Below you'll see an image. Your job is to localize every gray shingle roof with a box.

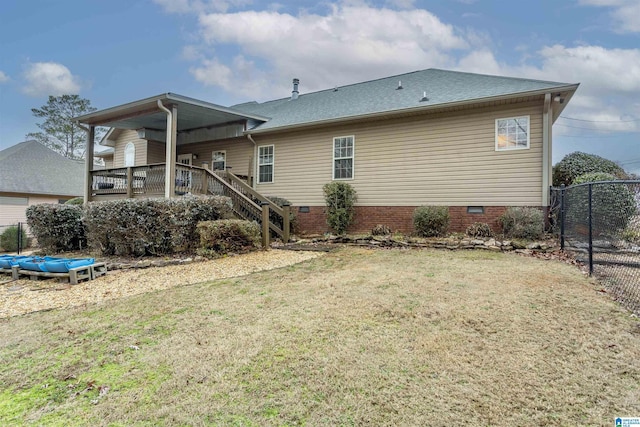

[232,68,577,132]
[0,141,84,197]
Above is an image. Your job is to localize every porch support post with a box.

[161,102,178,199]
[542,93,552,207]
[83,125,95,204]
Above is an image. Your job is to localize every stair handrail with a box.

[225,171,285,217]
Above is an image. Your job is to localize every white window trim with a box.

[212,150,226,171]
[124,142,136,167]
[332,135,355,180]
[495,115,530,151]
[257,144,274,184]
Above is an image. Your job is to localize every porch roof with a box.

[74,93,270,132]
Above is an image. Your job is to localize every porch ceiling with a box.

[74,93,270,132]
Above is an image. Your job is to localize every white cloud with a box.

[164,1,639,137]
[192,4,467,98]
[456,44,640,133]
[579,0,640,33]
[22,62,82,97]
[0,71,8,83]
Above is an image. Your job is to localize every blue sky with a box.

[0,0,638,173]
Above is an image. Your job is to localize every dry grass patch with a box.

[1,248,639,426]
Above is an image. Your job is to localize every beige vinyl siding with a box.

[255,101,545,207]
[177,137,253,176]
[147,141,165,164]
[112,130,147,167]
[0,195,62,226]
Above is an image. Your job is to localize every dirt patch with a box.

[0,250,322,318]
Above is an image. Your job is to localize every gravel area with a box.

[0,250,322,319]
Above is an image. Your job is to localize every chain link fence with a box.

[550,180,640,315]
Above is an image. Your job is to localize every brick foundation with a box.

[294,205,515,235]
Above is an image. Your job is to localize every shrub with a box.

[64,197,84,205]
[0,226,28,252]
[466,222,492,239]
[500,207,544,239]
[553,151,628,186]
[26,204,86,252]
[323,182,357,235]
[569,172,637,234]
[413,206,449,237]
[266,196,297,235]
[83,196,234,256]
[371,224,391,236]
[197,219,261,256]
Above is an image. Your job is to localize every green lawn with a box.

[1,248,639,426]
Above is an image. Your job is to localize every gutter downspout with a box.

[542,93,552,207]
[77,122,95,205]
[157,100,177,199]
[247,133,257,189]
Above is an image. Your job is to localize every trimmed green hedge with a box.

[553,151,628,186]
[84,196,234,256]
[26,204,86,252]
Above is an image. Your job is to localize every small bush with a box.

[26,204,86,252]
[84,196,234,256]
[64,197,84,205]
[0,226,28,252]
[466,222,492,239]
[569,172,637,234]
[323,182,357,235]
[371,224,391,236]
[500,207,544,239]
[413,206,449,237]
[552,151,628,186]
[197,219,261,256]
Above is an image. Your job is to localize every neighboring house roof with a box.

[233,68,578,133]
[0,140,84,197]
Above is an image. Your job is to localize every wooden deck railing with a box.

[89,164,289,243]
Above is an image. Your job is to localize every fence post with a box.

[202,170,209,195]
[282,203,291,244]
[261,202,270,249]
[560,184,565,250]
[588,183,593,276]
[126,167,134,199]
[17,222,22,255]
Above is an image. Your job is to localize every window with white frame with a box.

[495,116,529,151]
[258,145,274,183]
[333,136,354,179]
[124,142,135,166]
[212,151,226,171]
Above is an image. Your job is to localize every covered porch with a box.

[75,92,269,202]
[75,93,291,243]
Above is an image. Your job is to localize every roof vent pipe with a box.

[396,80,403,90]
[291,78,299,100]
[420,91,429,102]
